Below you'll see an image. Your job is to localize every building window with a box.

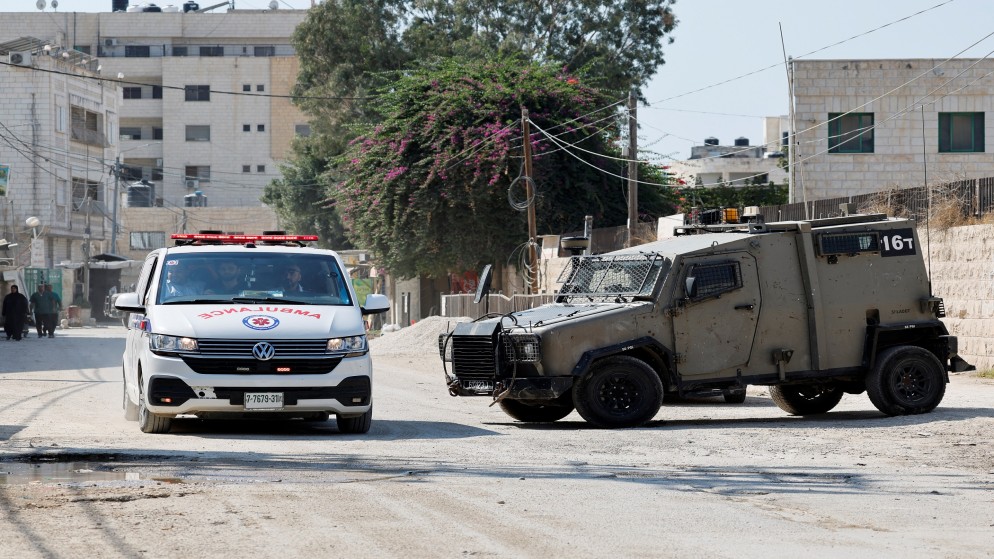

[254,46,275,57]
[185,125,211,142]
[939,112,985,153]
[242,84,251,92]
[74,45,92,55]
[71,177,101,210]
[125,45,151,58]
[56,105,66,133]
[242,165,251,173]
[243,124,251,132]
[130,232,166,250]
[257,165,266,173]
[257,124,265,132]
[152,86,163,99]
[173,46,188,57]
[185,166,211,185]
[153,127,164,140]
[123,87,143,99]
[199,46,224,57]
[295,124,311,137]
[120,127,142,140]
[256,84,265,92]
[828,113,874,153]
[185,85,210,101]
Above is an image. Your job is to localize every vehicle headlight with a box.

[327,335,367,357]
[505,334,541,363]
[149,334,198,354]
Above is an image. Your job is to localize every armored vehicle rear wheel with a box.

[499,394,574,423]
[770,384,843,415]
[867,346,945,416]
[572,356,663,428]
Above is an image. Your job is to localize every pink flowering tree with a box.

[335,57,677,278]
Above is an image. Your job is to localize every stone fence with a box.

[921,223,994,371]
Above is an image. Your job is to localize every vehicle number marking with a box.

[244,392,284,410]
[880,229,916,257]
[463,380,493,393]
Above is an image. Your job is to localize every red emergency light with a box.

[170,233,319,243]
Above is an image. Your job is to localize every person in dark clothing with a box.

[2,285,29,341]
[29,284,50,337]
[43,284,61,337]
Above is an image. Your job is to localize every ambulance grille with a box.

[196,339,329,356]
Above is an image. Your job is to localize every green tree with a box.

[336,57,677,278]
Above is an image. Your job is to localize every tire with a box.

[123,367,139,421]
[572,356,664,428]
[866,346,946,416]
[722,388,747,404]
[770,384,844,415]
[137,376,173,434]
[499,393,575,423]
[305,412,330,422]
[337,405,372,434]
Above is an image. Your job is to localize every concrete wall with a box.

[922,223,994,371]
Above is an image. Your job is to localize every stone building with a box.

[790,58,994,201]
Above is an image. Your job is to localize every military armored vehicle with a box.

[439,213,973,428]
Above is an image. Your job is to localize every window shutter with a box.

[938,113,951,152]
[974,113,985,152]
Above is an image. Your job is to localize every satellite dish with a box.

[36,0,46,10]
[51,0,58,9]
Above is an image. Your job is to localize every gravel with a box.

[369,315,472,357]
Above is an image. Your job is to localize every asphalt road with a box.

[0,326,992,558]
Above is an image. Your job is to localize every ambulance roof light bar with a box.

[171,233,319,247]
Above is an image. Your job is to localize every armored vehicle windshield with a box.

[556,253,669,302]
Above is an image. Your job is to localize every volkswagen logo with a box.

[252,342,276,361]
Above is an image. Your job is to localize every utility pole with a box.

[627,90,638,247]
[110,156,120,254]
[521,107,539,295]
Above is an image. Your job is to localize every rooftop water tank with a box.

[162,4,180,11]
[126,4,142,11]
[183,1,199,12]
[734,137,750,147]
[143,3,163,12]
[112,0,129,11]
[704,137,719,146]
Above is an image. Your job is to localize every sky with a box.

[8,0,994,161]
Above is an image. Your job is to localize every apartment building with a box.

[0,38,115,291]
[790,58,994,201]
[0,5,308,255]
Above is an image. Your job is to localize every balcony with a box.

[71,126,107,148]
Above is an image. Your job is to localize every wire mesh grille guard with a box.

[557,254,665,300]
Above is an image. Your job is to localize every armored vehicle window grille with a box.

[689,261,741,300]
[818,232,880,256]
[556,254,665,300]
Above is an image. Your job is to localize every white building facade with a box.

[0,38,117,272]
[0,7,309,254]
[791,58,994,202]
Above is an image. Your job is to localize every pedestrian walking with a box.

[29,284,51,337]
[43,284,61,337]
[2,285,29,341]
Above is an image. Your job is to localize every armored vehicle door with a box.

[671,253,760,377]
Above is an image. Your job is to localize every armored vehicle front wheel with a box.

[770,384,844,415]
[499,393,575,423]
[867,346,945,416]
[573,356,664,428]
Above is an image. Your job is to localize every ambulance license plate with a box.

[244,392,284,410]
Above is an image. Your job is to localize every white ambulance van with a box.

[115,233,389,434]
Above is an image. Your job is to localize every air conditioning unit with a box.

[104,38,118,47]
[8,52,31,66]
[185,179,199,189]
